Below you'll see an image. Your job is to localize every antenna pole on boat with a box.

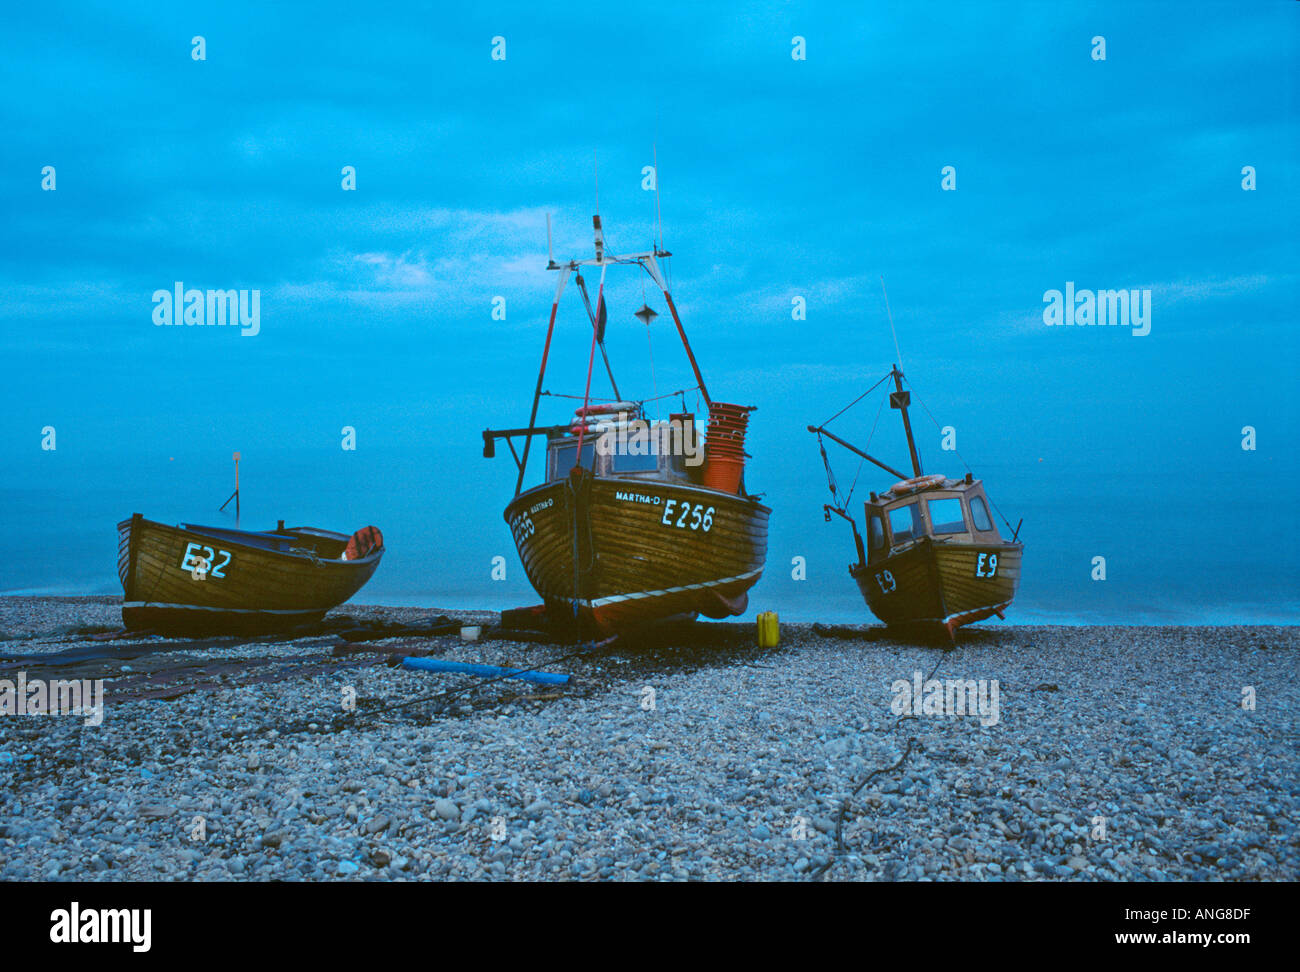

[516,268,572,494]
[653,141,664,253]
[881,275,903,370]
[890,366,924,477]
[219,451,241,526]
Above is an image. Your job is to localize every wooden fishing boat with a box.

[809,365,1023,641]
[483,214,769,636]
[117,514,384,633]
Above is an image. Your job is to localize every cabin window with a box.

[867,514,886,551]
[550,441,596,479]
[927,497,967,534]
[969,496,994,532]
[887,502,923,543]
[610,439,659,473]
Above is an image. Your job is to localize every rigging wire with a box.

[820,371,892,428]
[817,377,891,508]
[841,388,888,507]
[541,387,696,405]
[572,272,605,463]
[643,278,658,418]
[904,379,972,475]
[903,377,1018,535]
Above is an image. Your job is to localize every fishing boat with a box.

[117,514,384,633]
[482,213,769,636]
[809,364,1023,641]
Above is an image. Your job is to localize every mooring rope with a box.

[812,648,947,881]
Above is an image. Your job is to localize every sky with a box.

[2,1,1297,622]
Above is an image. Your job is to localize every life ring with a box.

[574,401,638,418]
[889,473,947,494]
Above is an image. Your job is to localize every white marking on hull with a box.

[122,602,323,616]
[904,601,1013,626]
[555,568,763,609]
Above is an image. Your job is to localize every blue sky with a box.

[2,2,1297,621]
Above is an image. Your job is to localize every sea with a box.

[3,443,1296,627]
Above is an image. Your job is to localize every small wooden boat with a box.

[483,214,769,636]
[809,365,1023,640]
[117,514,384,633]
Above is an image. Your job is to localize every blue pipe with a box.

[401,657,570,686]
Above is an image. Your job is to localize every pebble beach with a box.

[1,595,1295,882]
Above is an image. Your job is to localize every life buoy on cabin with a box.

[342,525,384,561]
[574,401,638,418]
[889,473,947,494]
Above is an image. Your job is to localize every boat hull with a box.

[505,475,769,635]
[851,539,1022,637]
[117,515,382,634]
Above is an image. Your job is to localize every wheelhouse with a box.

[864,475,1003,564]
[544,408,702,486]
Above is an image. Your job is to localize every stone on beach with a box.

[0,596,1296,883]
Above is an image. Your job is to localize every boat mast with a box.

[494,214,713,492]
[890,365,923,478]
[516,268,571,495]
[219,450,241,526]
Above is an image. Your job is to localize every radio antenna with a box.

[881,275,903,370]
[653,141,664,252]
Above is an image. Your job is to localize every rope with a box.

[541,387,695,406]
[573,278,604,462]
[640,277,659,419]
[817,435,841,507]
[843,457,866,508]
[645,325,658,419]
[540,391,622,402]
[812,648,947,880]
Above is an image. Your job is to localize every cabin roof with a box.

[864,475,981,508]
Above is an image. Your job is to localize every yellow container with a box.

[756,611,780,648]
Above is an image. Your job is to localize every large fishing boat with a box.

[117,515,384,633]
[809,364,1023,640]
[483,214,769,636]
